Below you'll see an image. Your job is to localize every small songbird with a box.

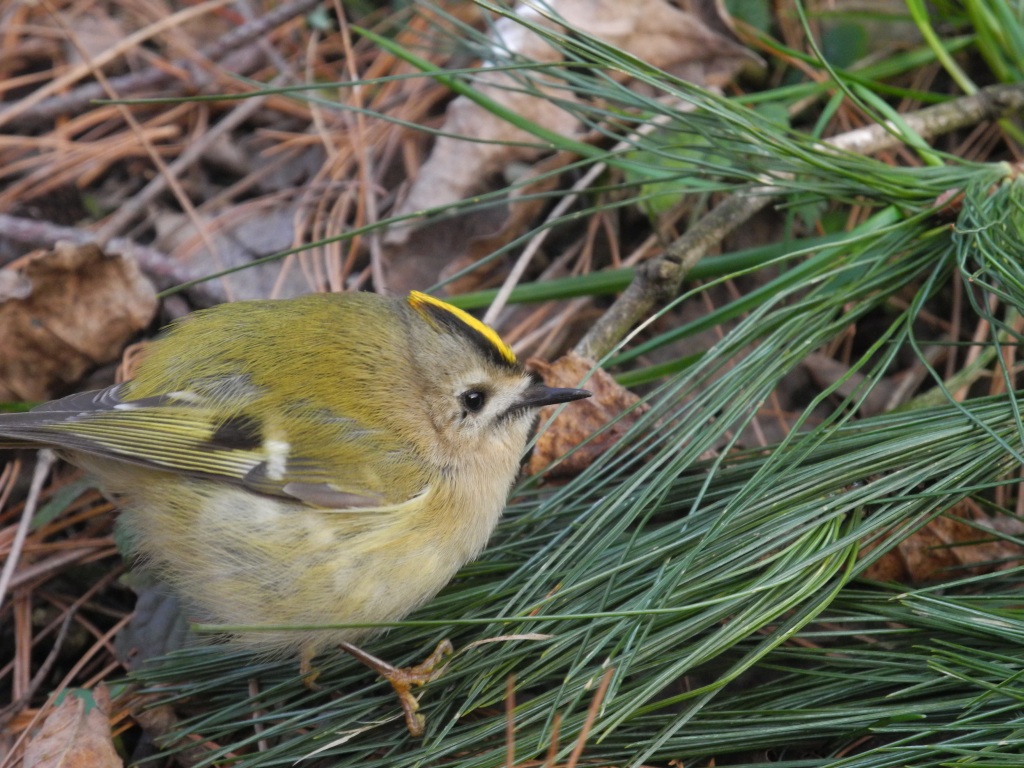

[0,290,590,733]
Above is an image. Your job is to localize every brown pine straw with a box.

[502,666,616,768]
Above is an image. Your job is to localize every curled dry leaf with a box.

[862,500,1024,584]
[0,242,158,401]
[22,686,121,768]
[527,351,647,477]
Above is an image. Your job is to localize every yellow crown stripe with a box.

[408,291,517,366]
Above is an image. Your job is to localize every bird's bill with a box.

[516,384,591,410]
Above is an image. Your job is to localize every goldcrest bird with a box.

[0,290,590,733]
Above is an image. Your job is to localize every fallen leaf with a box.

[22,686,121,768]
[863,500,1024,583]
[0,242,157,401]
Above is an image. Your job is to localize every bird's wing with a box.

[0,384,416,509]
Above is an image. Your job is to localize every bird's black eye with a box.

[460,390,487,413]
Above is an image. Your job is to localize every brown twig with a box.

[575,82,1024,361]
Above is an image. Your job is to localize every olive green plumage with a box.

[0,291,589,656]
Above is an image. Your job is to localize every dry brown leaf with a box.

[22,686,121,768]
[863,500,1024,583]
[0,242,158,401]
[527,351,647,477]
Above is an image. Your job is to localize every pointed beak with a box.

[515,383,591,411]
